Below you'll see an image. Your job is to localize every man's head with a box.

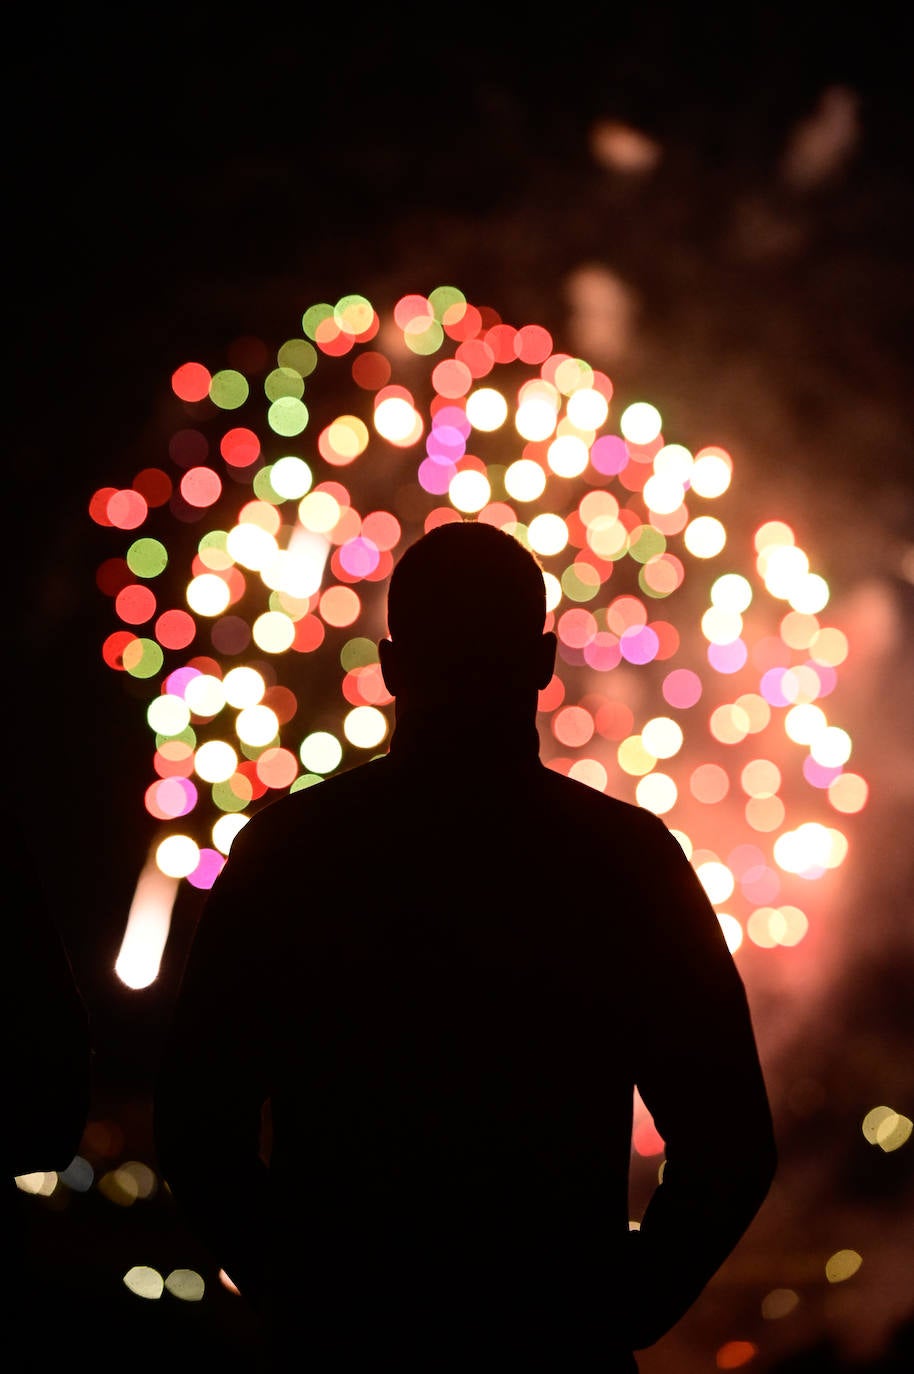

[379,520,556,708]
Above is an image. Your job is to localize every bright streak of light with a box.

[115,858,178,989]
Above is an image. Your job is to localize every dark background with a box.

[9,7,914,1370]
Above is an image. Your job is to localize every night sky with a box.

[9,9,914,1371]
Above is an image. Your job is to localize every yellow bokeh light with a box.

[683,516,726,558]
[374,395,423,445]
[773,822,846,875]
[223,666,266,708]
[653,443,693,483]
[184,673,226,718]
[642,473,686,515]
[711,572,753,612]
[736,693,771,733]
[269,455,313,499]
[761,1288,800,1320]
[252,610,296,654]
[343,705,389,751]
[587,514,628,559]
[186,572,232,616]
[617,735,656,776]
[165,1269,206,1302]
[620,402,662,444]
[717,912,743,954]
[298,490,341,533]
[566,386,609,430]
[547,434,590,478]
[696,860,735,904]
[527,512,569,557]
[515,380,560,441]
[504,458,547,502]
[810,626,849,666]
[299,731,342,775]
[780,610,820,649]
[236,704,279,747]
[194,740,238,783]
[147,694,191,737]
[324,415,370,463]
[568,757,608,792]
[542,570,562,613]
[761,543,809,597]
[635,771,677,814]
[709,703,751,745]
[465,386,509,432]
[123,1266,165,1300]
[213,813,248,855]
[155,834,200,879]
[810,725,852,767]
[449,469,491,513]
[784,702,827,745]
[789,571,830,614]
[688,447,732,498]
[745,794,786,832]
[755,519,794,552]
[825,1249,862,1284]
[862,1106,913,1152]
[226,522,278,571]
[741,758,781,798]
[828,772,868,813]
[640,716,683,758]
[701,606,743,644]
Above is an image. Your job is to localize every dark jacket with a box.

[155,706,776,1370]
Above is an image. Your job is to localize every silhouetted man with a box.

[155,519,776,1370]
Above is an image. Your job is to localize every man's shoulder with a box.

[540,764,669,837]
[229,756,392,853]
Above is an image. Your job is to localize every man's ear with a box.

[378,638,399,695]
[536,631,557,690]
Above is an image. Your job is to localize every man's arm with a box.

[626,815,777,1350]
[153,815,274,1309]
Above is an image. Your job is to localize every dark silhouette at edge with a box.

[5,811,92,1340]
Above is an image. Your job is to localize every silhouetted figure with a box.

[4,816,91,1319]
[155,520,776,1370]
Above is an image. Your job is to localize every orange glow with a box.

[716,1340,758,1369]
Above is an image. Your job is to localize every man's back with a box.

[156,713,775,1369]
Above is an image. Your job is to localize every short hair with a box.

[386,521,547,680]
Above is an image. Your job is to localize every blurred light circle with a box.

[528,512,568,556]
[165,1269,206,1302]
[343,705,389,750]
[270,455,313,499]
[636,772,677,814]
[620,402,661,444]
[156,834,200,879]
[186,573,232,616]
[147,695,191,736]
[236,704,279,747]
[194,740,238,782]
[123,1266,164,1300]
[449,469,491,513]
[696,860,735,904]
[300,731,343,774]
[689,447,732,497]
[223,666,265,707]
[683,516,726,558]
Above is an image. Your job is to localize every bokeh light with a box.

[91,288,867,993]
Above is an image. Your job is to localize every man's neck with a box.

[389,695,542,769]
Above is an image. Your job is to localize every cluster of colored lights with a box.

[90,286,868,975]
